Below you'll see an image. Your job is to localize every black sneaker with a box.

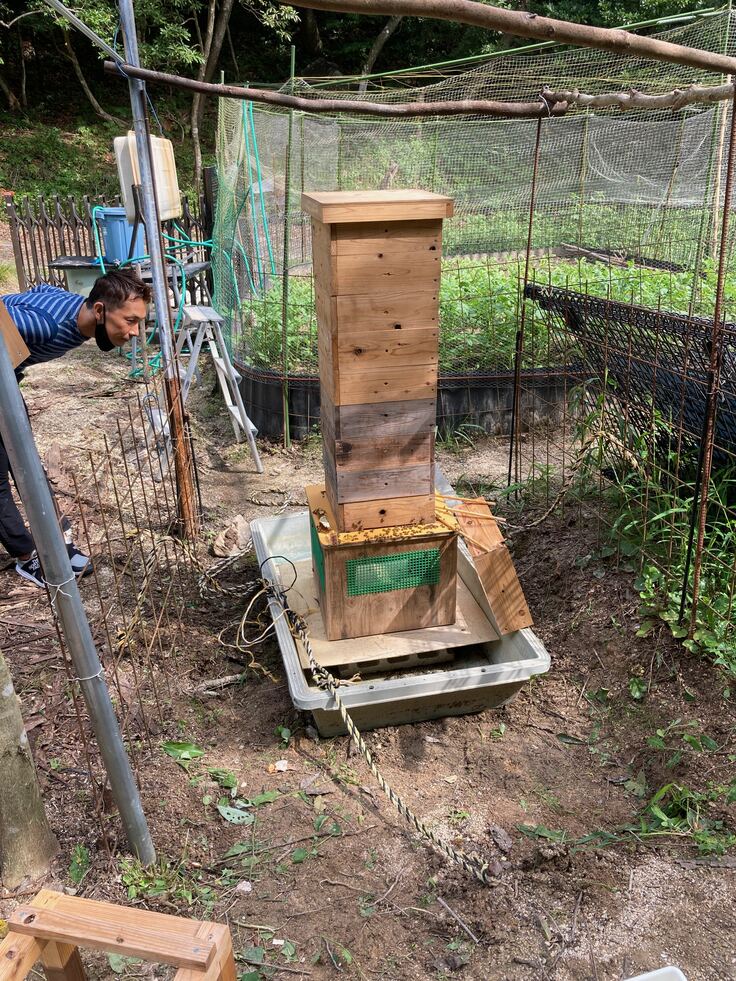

[15,552,46,588]
[67,544,93,578]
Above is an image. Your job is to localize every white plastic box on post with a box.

[114,131,182,223]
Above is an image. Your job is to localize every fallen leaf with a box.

[217,804,255,825]
[213,515,251,557]
[300,774,332,796]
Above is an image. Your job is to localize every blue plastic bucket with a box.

[97,207,146,264]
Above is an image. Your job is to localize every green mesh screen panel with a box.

[346,548,441,597]
[214,10,735,372]
[310,517,325,590]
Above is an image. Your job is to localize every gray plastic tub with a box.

[252,512,550,736]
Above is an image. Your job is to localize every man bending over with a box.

[1,268,151,587]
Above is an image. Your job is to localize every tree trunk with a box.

[226,22,240,78]
[0,71,20,111]
[63,29,124,126]
[358,15,402,93]
[0,648,58,888]
[193,0,236,187]
[18,30,27,109]
[299,9,324,58]
[192,0,218,189]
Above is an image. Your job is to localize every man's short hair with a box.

[86,269,152,310]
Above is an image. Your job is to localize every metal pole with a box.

[117,0,174,376]
[117,0,199,537]
[688,89,736,635]
[41,0,120,61]
[0,343,155,864]
[281,46,296,448]
[508,115,543,490]
[40,0,198,536]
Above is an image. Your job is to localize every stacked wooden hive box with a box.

[303,190,458,641]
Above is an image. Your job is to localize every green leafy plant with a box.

[119,857,215,908]
[274,724,291,747]
[519,781,736,855]
[69,844,90,885]
[162,741,205,770]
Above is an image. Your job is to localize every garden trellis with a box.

[208,6,736,660]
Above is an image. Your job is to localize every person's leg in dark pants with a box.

[0,433,34,560]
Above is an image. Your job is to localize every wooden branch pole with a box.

[277,0,736,76]
[104,62,568,117]
[542,82,736,111]
[105,62,736,120]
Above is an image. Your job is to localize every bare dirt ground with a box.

[1,344,735,981]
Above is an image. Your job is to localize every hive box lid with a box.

[302,190,454,224]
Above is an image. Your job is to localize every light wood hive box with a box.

[303,190,454,532]
[306,484,458,641]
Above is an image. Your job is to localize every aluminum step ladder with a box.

[176,304,264,473]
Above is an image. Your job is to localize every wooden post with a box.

[38,943,88,981]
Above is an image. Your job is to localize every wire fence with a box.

[1,376,216,854]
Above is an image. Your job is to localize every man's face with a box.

[96,298,147,346]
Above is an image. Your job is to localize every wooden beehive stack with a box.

[302,190,453,532]
[303,190,458,641]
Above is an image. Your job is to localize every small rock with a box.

[488,824,513,854]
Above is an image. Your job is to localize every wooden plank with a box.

[10,906,215,971]
[337,327,438,369]
[310,219,334,296]
[337,363,437,405]
[333,250,439,295]
[302,190,453,224]
[335,464,432,503]
[335,219,441,254]
[0,933,43,981]
[334,399,436,439]
[334,431,433,472]
[173,923,234,981]
[306,483,451,541]
[317,330,337,405]
[315,284,336,334]
[445,497,505,554]
[473,545,533,635]
[335,290,439,332]
[340,495,436,531]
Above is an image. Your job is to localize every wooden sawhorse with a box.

[0,889,236,981]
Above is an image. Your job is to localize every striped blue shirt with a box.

[3,283,87,368]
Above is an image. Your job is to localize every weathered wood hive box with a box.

[302,190,457,641]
